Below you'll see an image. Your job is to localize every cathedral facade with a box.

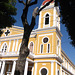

[0,0,75,75]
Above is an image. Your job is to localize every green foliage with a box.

[0,0,17,29]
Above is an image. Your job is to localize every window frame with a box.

[43,12,50,28]
[29,41,34,53]
[42,37,49,44]
[40,44,43,53]
[39,67,48,75]
[1,42,7,52]
[57,69,60,75]
[45,14,49,25]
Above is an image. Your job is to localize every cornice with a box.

[28,53,63,63]
[61,49,75,67]
[62,65,74,75]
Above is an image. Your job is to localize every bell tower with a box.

[38,0,60,30]
[36,0,62,57]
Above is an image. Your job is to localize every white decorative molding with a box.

[51,62,54,75]
[53,7,56,26]
[0,61,5,75]
[11,61,16,75]
[56,62,57,75]
[34,62,37,75]
[61,49,75,68]
[0,59,18,61]
[24,60,28,75]
[38,11,42,29]
[62,65,74,75]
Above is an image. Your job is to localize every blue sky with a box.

[14,0,75,64]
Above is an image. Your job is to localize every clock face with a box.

[43,37,48,43]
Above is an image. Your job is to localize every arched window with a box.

[45,14,49,25]
[2,43,7,52]
[41,68,48,75]
[29,42,34,53]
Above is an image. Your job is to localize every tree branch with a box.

[38,0,53,14]
[28,0,37,6]
[30,7,38,31]
[18,0,26,5]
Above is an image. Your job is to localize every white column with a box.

[34,62,37,75]
[60,65,62,75]
[31,66,34,75]
[56,62,57,75]
[11,61,16,75]
[53,7,56,26]
[51,62,54,75]
[38,12,41,29]
[0,61,5,75]
[24,60,28,75]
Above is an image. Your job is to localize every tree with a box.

[0,0,75,75]
[0,0,17,36]
[58,0,75,46]
[15,0,54,75]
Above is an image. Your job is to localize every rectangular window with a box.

[40,44,43,53]
[47,44,50,53]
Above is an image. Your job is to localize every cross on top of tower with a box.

[5,30,10,36]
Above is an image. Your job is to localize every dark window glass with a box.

[58,70,59,75]
[48,44,50,53]
[41,44,43,53]
[29,42,33,52]
[43,37,48,43]
[57,40,59,46]
[41,68,47,75]
[45,14,49,25]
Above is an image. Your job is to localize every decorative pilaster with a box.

[0,61,5,75]
[51,62,54,75]
[11,61,16,75]
[53,7,56,27]
[34,62,37,75]
[31,66,34,75]
[24,60,28,75]
[60,65,62,75]
[56,62,57,75]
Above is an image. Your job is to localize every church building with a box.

[0,0,75,75]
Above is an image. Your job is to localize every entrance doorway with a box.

[27,62,34,75]
[4,61,13,75]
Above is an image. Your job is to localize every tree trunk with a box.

[15,33,30,75]
[14,0,53,75]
